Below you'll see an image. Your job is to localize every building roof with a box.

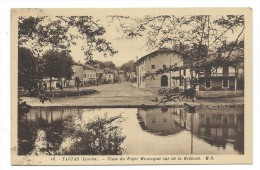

[95,68,104,74]
[73,62,97,71]
[180,48,244,69]
[82,64,96,71]
[135,49,184,64]
[103,67,116,74]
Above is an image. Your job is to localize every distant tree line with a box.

[119,60,136,75]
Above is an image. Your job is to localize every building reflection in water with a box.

[23,107,80,124]
[137,107,186,135]
[137,106,244,154]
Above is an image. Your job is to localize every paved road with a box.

[21,82,244,107]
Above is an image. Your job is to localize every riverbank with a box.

[21,96,244,107]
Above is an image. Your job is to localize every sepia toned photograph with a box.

[11,8,252,165]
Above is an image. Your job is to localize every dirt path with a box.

[21,82,244,107]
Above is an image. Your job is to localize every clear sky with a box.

[70,17,150,67]
[70,34,149,67]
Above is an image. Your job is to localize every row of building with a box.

[135,49,244,92]
[43,62,118,90]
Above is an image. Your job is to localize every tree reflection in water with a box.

[18,100,35,155]
[18,107,66,155]
[18,107,126,155]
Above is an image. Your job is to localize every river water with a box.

[18,106,244,155]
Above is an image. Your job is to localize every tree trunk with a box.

[49,77,52,92]
[190,70,194,88]
[60,79,63,91]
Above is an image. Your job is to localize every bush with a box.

[60,113,126,155]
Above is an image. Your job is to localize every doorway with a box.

[161,75,168,87]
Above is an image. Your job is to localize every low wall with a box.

[47,89,98,97]
[197,90,244,98]
[19,89,98,98]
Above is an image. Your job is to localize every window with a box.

[163,65,166,70]
[179,77,184,86]
[56,82,61,88]
[109,75,111,78]
[90,74,92,78]
[151,65,155,69]
[84,74,86,78]
[183,69,186,76]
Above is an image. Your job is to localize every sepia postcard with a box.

[11,8,252,165]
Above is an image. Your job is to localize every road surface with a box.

[21,82,244,107]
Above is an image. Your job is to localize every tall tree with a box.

[42,50,60,92]
[56,50,74,91]
[18,47,44,92]
[75,76,80,92]
[42,50,74,92]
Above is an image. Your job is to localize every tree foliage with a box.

[61,113,126,155]
[42,50,74,91]
[18,47,44,92]
[101,61,117,70]
[120,60,136,74]
[88,60,117,70]
[109,15,244,62]
[18,16,118,60]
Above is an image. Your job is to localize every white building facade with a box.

[136,50,184,88]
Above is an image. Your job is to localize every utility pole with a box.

[170,56,172,88]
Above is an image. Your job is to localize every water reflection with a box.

[137,107,185,135]
[137,107,244,154]
[23,107,78,124]
[18,108,125,155]
[18,106,244,155]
